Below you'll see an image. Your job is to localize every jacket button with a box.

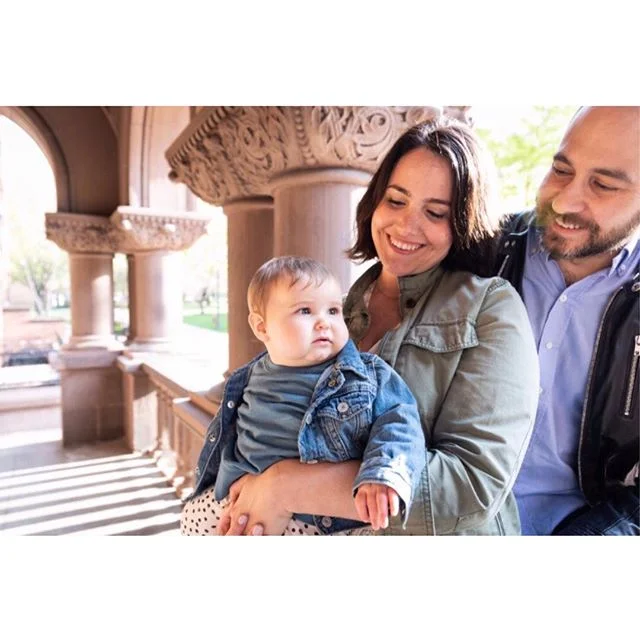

[194,466,200,476]
[226,400,235,409]
[328,379,337,387]
[405,298,416,309]
[208,434,216,443]
[321,516,332,527]
[337,401,349,413]
[306,414,312,424]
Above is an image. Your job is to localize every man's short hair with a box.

[247,256,336,317]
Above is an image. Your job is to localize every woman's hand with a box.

[217,466,293,536]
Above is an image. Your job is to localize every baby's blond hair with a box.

[247,256,336,317]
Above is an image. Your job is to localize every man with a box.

[496,106,640,535]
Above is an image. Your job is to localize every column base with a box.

[51,347,125,446]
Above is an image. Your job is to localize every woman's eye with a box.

[427,211,446,220]
[386,197,405,207]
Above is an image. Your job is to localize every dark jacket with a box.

[494,211,640,535]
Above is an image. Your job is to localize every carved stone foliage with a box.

[45,213,120,253]
[46,208,212,254]
[112,207,212,252]
[165,106,443,206]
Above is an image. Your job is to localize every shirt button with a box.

[337,401,349,413]
[321,516,332,527]
[559,294,568,303]
[226,400,235,409]
[545,342,553,349]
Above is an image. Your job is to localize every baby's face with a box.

[261,276,349,367]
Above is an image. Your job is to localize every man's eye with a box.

[594,181,618,192]
[552,165,571,176]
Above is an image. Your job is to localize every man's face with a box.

[535,107,640,261]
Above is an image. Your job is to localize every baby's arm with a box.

[354,483,400,530]
[352,357,426,527]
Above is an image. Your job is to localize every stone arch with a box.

[127,106,194,211]
[0,106,69,212]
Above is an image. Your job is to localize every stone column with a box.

[45,213,123,445]
[224,197,274,370]
[111,206,212,353]
[165,106,443,372]
[126,251,183,351]
[67,252,118,349]
[270,168,370,291]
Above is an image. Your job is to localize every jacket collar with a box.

[344,261,444,321]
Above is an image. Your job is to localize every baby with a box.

[181,256,425,535]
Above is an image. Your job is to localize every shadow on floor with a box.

[0,433,182,536]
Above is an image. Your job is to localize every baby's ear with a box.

[248,312,268,342]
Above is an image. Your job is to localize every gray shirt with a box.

[213,354,335,500]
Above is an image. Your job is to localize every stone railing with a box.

[117,351,223,500]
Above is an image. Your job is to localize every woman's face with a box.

[371,147,454,278]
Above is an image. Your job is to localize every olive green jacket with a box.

[344,263,539,535]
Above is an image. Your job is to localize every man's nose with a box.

[551,177,587,215]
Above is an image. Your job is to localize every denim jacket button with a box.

[328,379,337,387]
[305,414,312,424]
[226,400,235,409]
[337,401,349,414]
[208,434,216,443]
[321,516,332,527]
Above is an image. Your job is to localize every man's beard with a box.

[535,200,640,260]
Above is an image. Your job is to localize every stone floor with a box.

[0,403,182,536]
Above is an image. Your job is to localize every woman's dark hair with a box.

[347,117,501,276]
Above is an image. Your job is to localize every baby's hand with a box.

[354,483,400,530]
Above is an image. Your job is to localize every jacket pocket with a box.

[403,319,479,353]
[315,389,374,459]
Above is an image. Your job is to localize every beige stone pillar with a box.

[126,250,183,351]
[270,168,370,292]
[45,212,123,445]
[110,206,212,353]
[224,196,274,370]
[67,252,119,349]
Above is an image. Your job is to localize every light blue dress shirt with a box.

[514,226,640,535]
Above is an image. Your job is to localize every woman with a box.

[218,118,540,535]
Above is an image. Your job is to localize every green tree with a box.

[477,106,577,210]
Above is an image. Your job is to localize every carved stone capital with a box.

[165,106,443,206]
[111,206,212,253]
[45,212,120,254]
[45,208,213,255]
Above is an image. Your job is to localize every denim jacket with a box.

[190,339,425,534]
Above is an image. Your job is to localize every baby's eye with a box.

[297,307,311,315]
[328,307,341,315]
